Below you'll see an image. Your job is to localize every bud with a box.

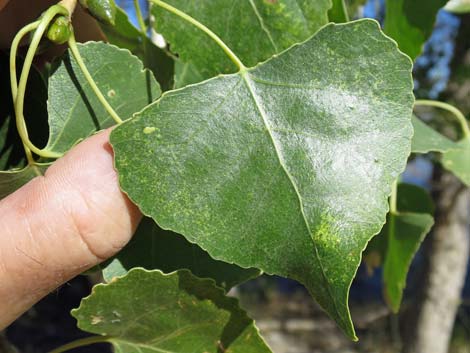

[46,15,72,44]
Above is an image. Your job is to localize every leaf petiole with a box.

[150,0,247,72]
[414,99,470,139]
[134,0,147,33]
[9,21,40,102]
[58,0,78,17]
[47,335,111,353]
[9,20,41,164]
[67,32,123,124]
[389,179,398,215]
[14,4,69,160]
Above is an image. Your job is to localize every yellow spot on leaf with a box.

[143,126,157,134]
[91,316,103,325]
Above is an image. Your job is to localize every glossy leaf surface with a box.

[103,217,260,290]
[364,183,434,312]
[384,0,447,60]
[112,20,414,338]
[73,269,272,353]
[153,0,331,86]
[46,42,160,154]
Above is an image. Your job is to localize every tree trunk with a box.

[402,172,470,353]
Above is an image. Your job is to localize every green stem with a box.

[47,335,111,353]
[414,99,470,139]
[9,20,41,164]
[134,0,147,32]
[150,0,246,71]
[58,0,78,17]
[15,4,68,160]
[9,21,40,102]
[390,179,397,215]
[340,0,350,22]
[67,32,123,124]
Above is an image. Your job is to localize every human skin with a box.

[0,0,140,329]
[0,131,142,329]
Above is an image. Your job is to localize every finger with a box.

[0,129,142,329]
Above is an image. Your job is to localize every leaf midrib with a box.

[240,70,343,322]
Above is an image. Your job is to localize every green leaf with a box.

[411,115,459,153]
[46,41,161,154]
[73,269,272,353]
[384,0,447,60]
[0,164,48,200]
[382,212,433,311]
[442,138,470,186]
[153,0,331,86]
[174,61,205,90]
[79,0,117,26]
[364,183,434,312]
[410,115,470,186]
[111,20,414,338]
[103,217,261,290]
[396,183,435,214]
[99,6,175,91]
[329,0,349,23]
[445,0,470,13]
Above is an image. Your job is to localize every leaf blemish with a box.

[143,126,157,134]
[91,316,103,325]
[107,89,116,98]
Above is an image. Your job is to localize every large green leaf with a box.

[153,0,331,87]
[442,138,470,186]
[384,0,447,60]
[103,217,261,290]
[445,0,470,13]
[364,183,434,312]
[111,20,414,338]
[411,115,459,153]
[99,6,174,90]
[46,41,161,154]
[73,269,272,353]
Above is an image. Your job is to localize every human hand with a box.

[0,130,142,329]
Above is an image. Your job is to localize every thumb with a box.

[0,129,142,329]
